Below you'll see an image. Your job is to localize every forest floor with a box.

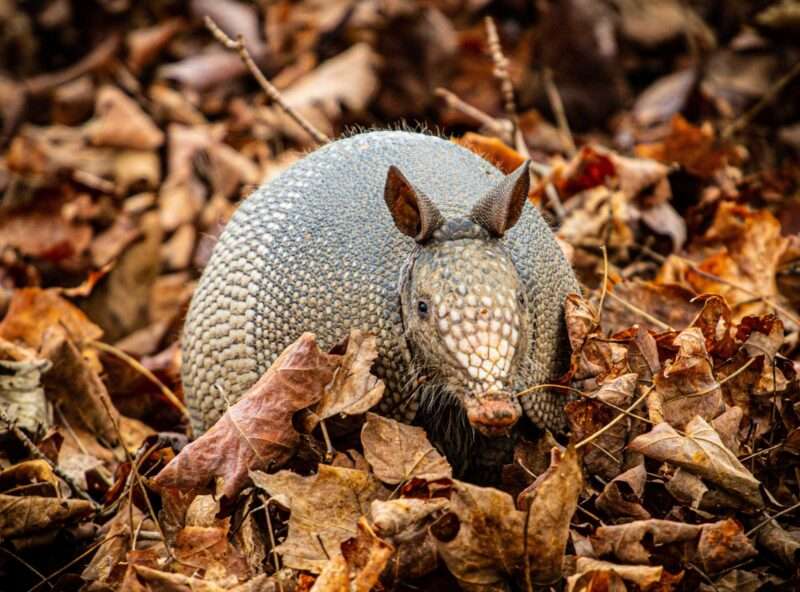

[1,1,800,590]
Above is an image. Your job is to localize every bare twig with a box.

[0,546,53,590]
[485,16,525,156]
[543,67,576,155]
[89,340,188,420]
[204,16,330,145]
[435,87,512,142]
[745,500,800,537]
[0,405,99,508]
[606,290,674,331]
[575,385,654,450]
[597,245,609,325]
[723,59,800,139]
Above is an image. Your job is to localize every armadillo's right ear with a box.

[384,166,444,243]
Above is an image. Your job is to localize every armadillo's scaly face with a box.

[402,222,528,436]
[384,159,534,436]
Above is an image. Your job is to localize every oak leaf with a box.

[153,333,339,500]
[361,413,452,484]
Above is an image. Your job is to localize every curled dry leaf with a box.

[592,518,756,573]
[655,327,724,429]
[263,43,382,142]
[566,557,672,592]
[303,331,385,431]
[595,463,651,519]
[370,497,449,580]
[521,445,583,585]
[41,326,120,445]
[0,287,103,349]
[251,465,389,573]
[434,446,581,590]
[85,85,164,150]
[337,517,394,592]
[665,203,791,322]
[566,373,637,480]
[0,493,95,538]
[629,416,764,508]
[153,333,339,500]
[361,413,452,484]
[635,115,742,178]
[0,337,51,438]
[564,294,630,383]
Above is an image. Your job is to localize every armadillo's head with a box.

[384,161,532,437]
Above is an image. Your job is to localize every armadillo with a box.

[182,131,578,473]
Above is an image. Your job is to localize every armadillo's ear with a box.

[469,160,531,237]
[384,165,445,242]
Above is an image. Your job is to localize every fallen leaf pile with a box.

[1,1,800,590]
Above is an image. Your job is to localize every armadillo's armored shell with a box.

[182,131,578,434]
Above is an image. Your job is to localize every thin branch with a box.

[745,500,800,537]
[606,290,674,331]
[484,17,522,153]
[89,340,188,420]
[723,59,800,138]
[597,245,609,325]
[435,87,512,142]
[543,67,576,155]
[575,385,654,450]
[204,16,330,145]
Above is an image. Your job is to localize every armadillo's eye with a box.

[417,300,429,318]
[517,292,526,307]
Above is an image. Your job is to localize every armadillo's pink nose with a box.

[464,392,521,436]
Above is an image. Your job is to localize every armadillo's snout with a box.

[464,392,522,436]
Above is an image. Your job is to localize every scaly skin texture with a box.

[182,131,579,475]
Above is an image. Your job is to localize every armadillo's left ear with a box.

[469,160,531,237]
[384,165,445,243]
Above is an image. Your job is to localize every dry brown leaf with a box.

[361,413,452,484]
[370,497,448,581]
[263,43,381,142]
[251,465,389,573]
[629,416,764,507]
[635,115,742,178]
[434,446,581,590]
[522,445,583,585]
[85,85,164,150]
[0,207,93,263]
[601,280,700,335]
[454,132,526,174]
[566,373,637,480]
[0,493,95,538]
[595,463,651,519]
[153,333,339,500]
[336,517,395,592]
[592,517,756,572]
[304,331,385,431]
[567,557,670,592]
[0,287,103,349]
[0,338,51,438]
[82,506,145,585]
[655,327,724,429]
[40,326,120,445]
[130,565,278,592]
[693,207,789,320]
